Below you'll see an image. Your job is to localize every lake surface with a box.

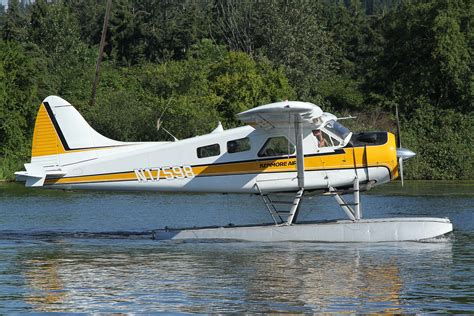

[0,181,473,313]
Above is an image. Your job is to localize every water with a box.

[0,181,473,313]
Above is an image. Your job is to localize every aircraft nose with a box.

[397,147,416,160]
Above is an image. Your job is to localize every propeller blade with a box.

[396,148,416,160]
[395,104,402,148]
[399,157,404,187]
[397,148,415,187]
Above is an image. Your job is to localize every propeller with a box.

[395,104,415,186]
[396,147,416,186]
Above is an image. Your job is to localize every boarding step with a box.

[270,200,295,205]
[339,203,359,207]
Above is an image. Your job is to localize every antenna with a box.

[160,126,179,142]
[156,99,179,141]
[338,116,357,120]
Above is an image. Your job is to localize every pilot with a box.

[313,129,327,147]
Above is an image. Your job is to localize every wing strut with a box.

[285,114,305,225]
[295,114,305,188]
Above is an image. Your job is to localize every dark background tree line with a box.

[0,0,472,180]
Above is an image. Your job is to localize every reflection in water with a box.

[2,181,472,313]
[24,260,66,308]
[18,241,453,313]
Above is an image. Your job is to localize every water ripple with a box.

[0,182,473,313]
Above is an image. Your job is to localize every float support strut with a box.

[329,177,361,221]
[354,176,361,220]
[286,188,304,225]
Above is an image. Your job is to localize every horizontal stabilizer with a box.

[15,163,66,187]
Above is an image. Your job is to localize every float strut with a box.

[354,176,361,220]
[286,188,304,225]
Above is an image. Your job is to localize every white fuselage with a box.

[42,125,392,193]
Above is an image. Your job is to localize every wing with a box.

[237,101,323,129]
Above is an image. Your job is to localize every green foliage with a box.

[317,76,364,111]
[250,0,339,102]
[107,0,211,65]
[403,100,473,180]
[0,40,42,179]
[210,51,294,126]
[2,0,27,41]
[371,0,472,112]
[84,40,293,141]
[0,0,472,180]
[64,0,104,46]
[29,0,92,95]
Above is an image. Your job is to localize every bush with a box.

[403,101,473,180]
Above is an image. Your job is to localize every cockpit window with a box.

[322,130,340,147]
[324,120,351,141]
[313,129,340,147]
[258,136,295,157]
[313,129,339,147]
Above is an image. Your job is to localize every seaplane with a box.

[15,96,453,242]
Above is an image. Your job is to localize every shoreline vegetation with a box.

[0,0,472,181]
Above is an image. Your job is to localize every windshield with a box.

[324,120,351,140]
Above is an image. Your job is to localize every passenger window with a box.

[197,144,220,158]
[227,137,251,154]
[258,137,295,157]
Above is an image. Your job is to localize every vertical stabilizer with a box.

[32,96,123,158]
[17,96,126,185]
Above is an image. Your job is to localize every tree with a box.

[0,0,471,181]
[64,0,105,46]
[210,0,256,54]
[2,0,27,41]
[85,40,294,141]
[403,100,474,179]
[250,0,340,103]
[210,51,294,126]
[371,0,472,113]
[28,0,94,97]
[0,40,41,179]
[108,0,210,65]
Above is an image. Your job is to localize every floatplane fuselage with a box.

[16,96,453,242]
